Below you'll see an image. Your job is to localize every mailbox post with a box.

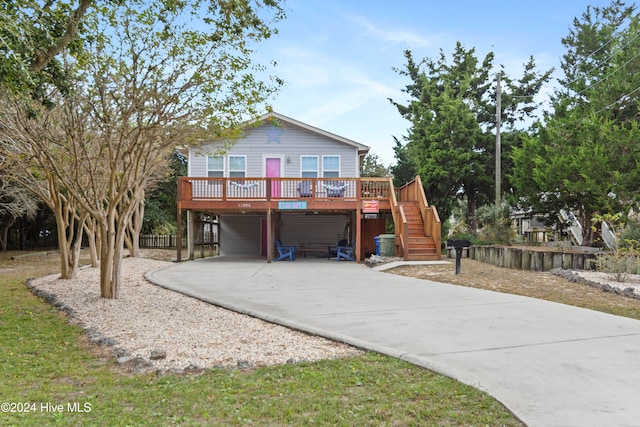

[446,240,471,274]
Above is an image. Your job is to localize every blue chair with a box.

[297,181,313,197]
[328,239,348,259]
[326,182,346,197]
[275,239,296,261]
[336,243,355,261]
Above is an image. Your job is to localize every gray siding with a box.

[189,121,361,178]
[188,150,207,178]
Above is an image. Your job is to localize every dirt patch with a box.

[387,257,640,320]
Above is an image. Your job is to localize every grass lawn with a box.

[0,250,523,426]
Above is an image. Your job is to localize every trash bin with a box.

[378,234,395,257]
[374,236,380,256]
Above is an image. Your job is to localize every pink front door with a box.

[266,157,281,198]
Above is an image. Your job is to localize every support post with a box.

[455,247,463,275]
[187,210,194,260]
[200,213,205,259]
[447,240,471,275]
[495,72,502,205]
[355,209,362,262]
[177,205,182,262]
[267,208,272,262]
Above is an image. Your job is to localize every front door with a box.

[265,157,281,198]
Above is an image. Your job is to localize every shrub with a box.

[594,251,638,282]
[620,218,640,251]
[476,202,518,245]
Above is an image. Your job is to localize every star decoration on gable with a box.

[265,125,284,143]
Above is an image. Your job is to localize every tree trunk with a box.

[69,227,83,278]
[467,191,478,232]
[98,205,134,299]
[83,218,99,267]
[127,198,144,257]
[0,217,15,251]
[67,212,89,278]
[581,211,598,247]
[53,197,73,279]
[99,215,118,299]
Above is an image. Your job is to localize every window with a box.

[301,156,318,178]
[207,156,224,178]
[229,156,246,178]
[322,156,340,178]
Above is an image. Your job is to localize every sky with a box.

[254,0,619,166]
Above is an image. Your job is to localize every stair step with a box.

[408,244,435,250]
[408,246,436,252]
[407,239,435,247]
[408,236,433,242]
[396,199,440,260]
[406,254,440,261]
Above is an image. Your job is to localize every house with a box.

[176,112,441,262]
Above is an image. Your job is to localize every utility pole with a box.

[495,72,501,206]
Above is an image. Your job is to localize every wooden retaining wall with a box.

[465,246,598,272]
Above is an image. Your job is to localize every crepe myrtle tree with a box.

[0,176,40,251]
[1,0,286,298]
[0,101,92,279]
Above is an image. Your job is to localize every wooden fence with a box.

[139,233,218,248]
[139,234,178,248]
[464,245,598,272]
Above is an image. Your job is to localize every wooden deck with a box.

[177,177,394,212]
[177,176,441,262]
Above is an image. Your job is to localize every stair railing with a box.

[396,176,441,259]
[388,177,407,258]
[398,204,409,260]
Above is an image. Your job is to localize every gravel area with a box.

[27,253,639,375]
[553,269,640,299]
[28,257,363,374]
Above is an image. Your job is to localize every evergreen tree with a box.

[511,1,640,246]
[360,153,390,178]
[391,45,551,228]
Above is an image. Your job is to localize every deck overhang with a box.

[177,177,394,262]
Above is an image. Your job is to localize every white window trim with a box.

[207,155,224,177]
[300,155,319,178]
[228,155,247,178]
[322,155,340,178]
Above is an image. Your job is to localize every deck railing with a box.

[178,177,392,202]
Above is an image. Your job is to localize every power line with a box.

[593,84,640,115]
[562,24,637,88]
[574,48,640,97]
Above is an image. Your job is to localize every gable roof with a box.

[255,112,370,157]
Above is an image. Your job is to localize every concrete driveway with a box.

[146,257,640,427]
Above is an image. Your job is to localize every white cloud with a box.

[348,15,436,49]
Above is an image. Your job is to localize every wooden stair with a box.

[399,201,439,260]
